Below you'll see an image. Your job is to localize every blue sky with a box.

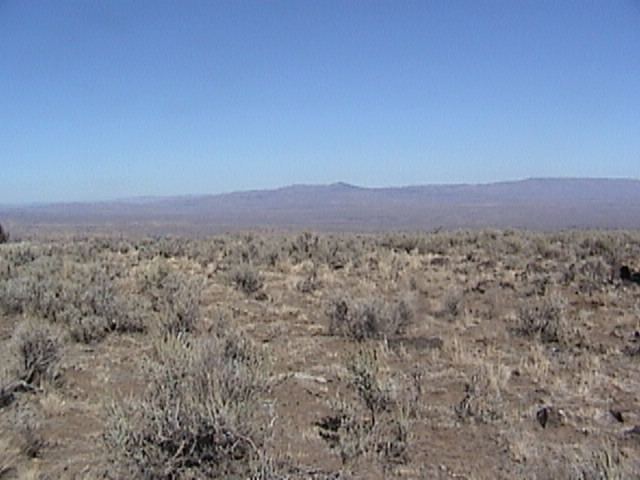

[1,0,639,204]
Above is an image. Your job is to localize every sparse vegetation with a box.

[441,287,464,318]
[0,229,639,478]
[316,347,413,472]
[346,347,394,427]
[296,263,322,293]
[13,407,45,459]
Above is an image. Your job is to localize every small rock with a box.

[293,372,328,384]
[254,291,269,301]
[293,372,329,396]
[315,414,343,432]
[536,406,565,428]
[624,425,640,438]
[610,409,624,423]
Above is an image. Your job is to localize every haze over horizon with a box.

[2,1,639,204]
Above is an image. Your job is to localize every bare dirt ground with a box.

[1,229,640,479]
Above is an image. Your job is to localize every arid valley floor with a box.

[2,229,640,479]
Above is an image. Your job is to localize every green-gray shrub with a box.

[12,319,62,386]
[230,263,263,295]
[516,293,570,343]
[105,331,268,479]
[327,295,413,341]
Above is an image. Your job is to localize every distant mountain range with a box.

[2,178,640,235]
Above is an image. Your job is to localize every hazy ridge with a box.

[2,178,640,235]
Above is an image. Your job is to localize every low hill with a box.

[2,178,640,235]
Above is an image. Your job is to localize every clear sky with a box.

[1,0,639,204]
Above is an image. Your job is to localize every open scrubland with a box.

[1,229,640,479]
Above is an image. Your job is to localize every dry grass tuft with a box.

[455,362,510,424]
